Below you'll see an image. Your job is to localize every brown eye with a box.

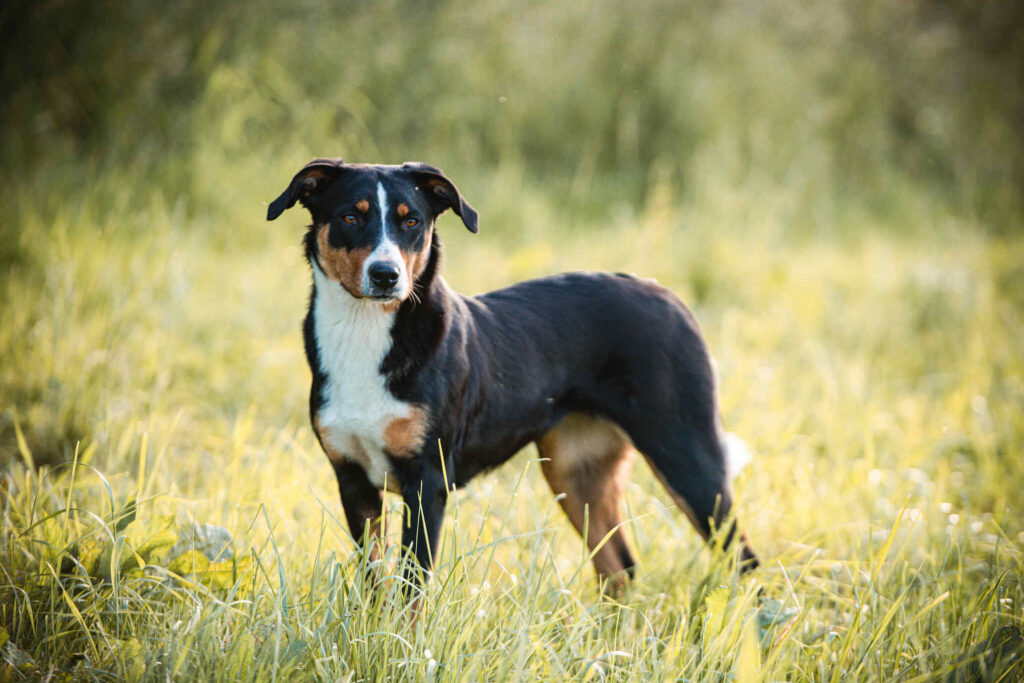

[404,217,418,228]
[343,214,357,225]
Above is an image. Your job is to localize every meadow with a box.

[2,0,1023,680]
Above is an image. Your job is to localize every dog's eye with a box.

[343,214,357,225]
[404,217,419,228]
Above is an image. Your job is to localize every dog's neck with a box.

[381,235,452,395]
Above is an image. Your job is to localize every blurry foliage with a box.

[1,0,1022,235]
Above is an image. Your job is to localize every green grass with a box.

[1,195,1022,680]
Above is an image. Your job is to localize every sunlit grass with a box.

[2,182,1022,680]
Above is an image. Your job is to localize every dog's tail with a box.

[721,431,752,481]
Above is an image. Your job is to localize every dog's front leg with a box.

[397,459,450,595]
[333,461,387,567]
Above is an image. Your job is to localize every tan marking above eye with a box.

[355,199,370,213]
[397,203,409,218]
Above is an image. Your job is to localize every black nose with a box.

[368,262,400,289]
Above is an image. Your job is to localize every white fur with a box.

[312,262,415,491]
[361,181,409,299]
[722,431,752,480]
[376,181,389,226]
[708,353,753,480]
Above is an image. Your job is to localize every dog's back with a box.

[450,272,717,473]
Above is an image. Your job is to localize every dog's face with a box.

[268,159,478,303]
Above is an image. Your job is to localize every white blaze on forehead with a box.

[370,181,401,261]
[376,181,388,224]
[362,180,409,295]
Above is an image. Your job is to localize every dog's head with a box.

[267,159,477,304]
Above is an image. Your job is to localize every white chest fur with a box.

[311,265,414,491]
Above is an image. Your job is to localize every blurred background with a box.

[2,0,1022,240]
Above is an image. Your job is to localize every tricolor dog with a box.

[267,158,758,592]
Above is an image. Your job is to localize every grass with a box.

[1,191,1022,680]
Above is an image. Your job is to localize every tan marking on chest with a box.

[382,406,429,458]
[315,413,404,492]
[314,415,369,466]
[313,415,339,460]
[316,224,371,297]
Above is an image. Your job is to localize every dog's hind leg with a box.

[636,423,759,571]
[537,413,637,592]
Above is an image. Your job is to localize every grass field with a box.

[2,193,1022,680]
[2,1,1023,680]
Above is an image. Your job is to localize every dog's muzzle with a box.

[364,259,406,301]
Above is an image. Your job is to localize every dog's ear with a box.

[400,162,479,233]
[267,157,347,221]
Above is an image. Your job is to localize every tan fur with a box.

[397,203,409,218]
[383,406,428,458]
[355,199,370,213]
[401,229,433,293]
[315,416,402,493]
[537,413,636,592]
[313,416,343,463]
[316,224,371,297]
[299,168,333,198]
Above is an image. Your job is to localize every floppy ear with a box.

[400,162,479,233]
[266,157,346,221]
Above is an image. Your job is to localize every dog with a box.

[267,158,758,593]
